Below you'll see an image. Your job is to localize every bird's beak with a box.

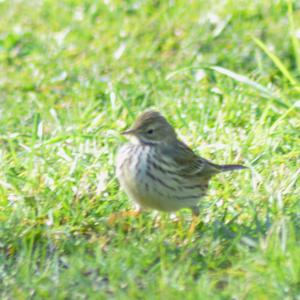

[121,129,136,135]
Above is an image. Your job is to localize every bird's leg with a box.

[108,205,142,225]
[188,206,200,235]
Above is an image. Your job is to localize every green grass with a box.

[0,0,299,299]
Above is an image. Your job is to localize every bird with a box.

[116,110,246,218]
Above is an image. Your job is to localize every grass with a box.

[0,0,299,299]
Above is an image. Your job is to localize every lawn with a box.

[0,0,299,299]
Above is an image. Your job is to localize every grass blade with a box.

[209,66,289,108]
[167,65,290,108]
[253,37,300,89]
[209,66,273,97]
[287,0,300,71]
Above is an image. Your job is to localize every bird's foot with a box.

[188,215,200,235]
[187,207,201,237]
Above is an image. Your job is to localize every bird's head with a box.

[122,110,177,145]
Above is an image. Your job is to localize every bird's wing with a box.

[168,140,221,177]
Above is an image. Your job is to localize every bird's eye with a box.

[146,128,154,135]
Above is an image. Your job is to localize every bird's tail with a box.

[218,164,247,172]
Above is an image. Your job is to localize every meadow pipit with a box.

[116,111,246,217]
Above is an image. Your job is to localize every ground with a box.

[0,1,299,299]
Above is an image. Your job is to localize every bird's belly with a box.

[116,144,207,212]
